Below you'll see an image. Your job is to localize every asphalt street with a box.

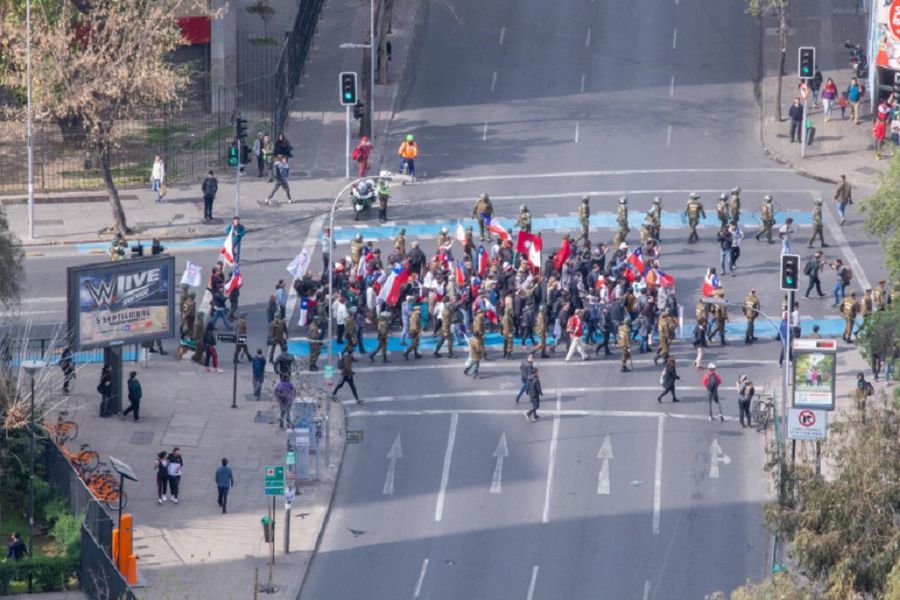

[12,0,888,597]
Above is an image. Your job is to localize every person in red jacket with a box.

[565,310,588,362]
[701,363,724,422]
[352,136,372,177]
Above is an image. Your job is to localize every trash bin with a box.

[261,516,273,543]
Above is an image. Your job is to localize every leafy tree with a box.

[763,404,900,598]
[863,153,900,279]
[857,302,900,368]
[0,0,215,235]
[0,207,23,307]
[746,0,788,122]
[727,572,813,599]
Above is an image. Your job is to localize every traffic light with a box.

[353,101,364,120]
[780,254,800,291]
[130,243,143,258]
[235,115,247,141]
[151,238,164,255]
[340,72,358,106]
[798,47,815,80]
[227,142,239,167]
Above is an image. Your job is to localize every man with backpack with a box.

[701,363,725,422]
[265,155,292,205]
[804,251,826,299]
[831,258,852,307]
[332,347,362,404]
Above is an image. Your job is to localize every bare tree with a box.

[747,0,788,122]
[0,0,218,235]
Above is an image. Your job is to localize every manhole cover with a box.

[254,410,276,424]
[855,166,880,176]
[130,431,155,445]
[347,430,364,444]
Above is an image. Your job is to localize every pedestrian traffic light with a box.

[339,72,358,106]
[798,47,815,80]
[151,238,164,255]
[780,253,800,291]
[353,101,364,120]
[130,242,143,258]
[227,143,239,167]
[235,115,248,141]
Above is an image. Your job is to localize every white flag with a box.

[180,261,202,287]
[287,249,311,279]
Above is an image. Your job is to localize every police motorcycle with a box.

[351,178,376,220]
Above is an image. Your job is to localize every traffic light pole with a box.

[345,105,351,180]
[801,95,808,159]
[235,141,242,218]
[781,289,794,479]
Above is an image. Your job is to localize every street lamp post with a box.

[21,359,47,591]
[26,0,35,240]
[339,0,376,137]
[326,180,363,377]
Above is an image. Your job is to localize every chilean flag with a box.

[455,221,466,243]
[646,268,675,288]
[627,248,646,275]
[220,233,235,266]
[553,237,572,272]
[297,297,311,326]
[454,261,466,286]
[224,267,242,295]
[516,230,543,270]
[482,297,498,324]
[701,272,720,297]
[482,213,510,243]
[378,265,410,306]
[477,245,489,277]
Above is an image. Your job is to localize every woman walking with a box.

[203,323,223,373]
[166,448,184,504]
[657,357,680,403]
[155,451,169,504]
[821,77,837,121]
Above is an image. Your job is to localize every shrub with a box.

[0,554,79,593]
[49,511,82,557]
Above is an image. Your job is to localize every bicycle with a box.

[61,443,100,476]
[751,393,775,431]
[85,462,127,510]
[44,411,78,445]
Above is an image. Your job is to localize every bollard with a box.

[112,529,119,564]
[127,554,138,585]
[118,514,133,574]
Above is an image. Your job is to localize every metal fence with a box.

[45,441,137,600]
[1,336,140,367]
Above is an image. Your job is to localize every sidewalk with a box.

[49,356,344,600]
[759,0,884,194]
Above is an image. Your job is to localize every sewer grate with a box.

[254,410,276,424]
[130,431,155,445]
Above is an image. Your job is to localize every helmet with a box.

[466,225,473,232]
[441,227,448,234]
[355,233,363,242]
[618,196,627,204]
[689,192,700,199]
[764,194,773,202]
[731,187,741,194]
[815,198,823,205]
[719,193,727,200]
[738,374,748,382]
[520,204,527,211]
[365,178,374,188]
[582,195,590,203]
[653,196,662,205]
[708,362,716,370]
[406,134,414,141]
[398,228,406,235]
[188,292,196,299]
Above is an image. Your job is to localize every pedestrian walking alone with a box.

[736,374,754,428]
[166,448,183,504]
[265,155,293,204]
[833,174,852,225]
[657,357,680,403]
[251,348,266,400]
[353,136,372,178]
[97,363,112,417]
[525,368,543,422]
[215,458,234,514]
[788,98,803,142]
[122,371,142,422]
[151,155,166,203]
[515,353,535,404]
[201,171,218,222]
[155,450,170,504]
[701,363,725,422]
[332,348,362,403]
[274,373,295,429]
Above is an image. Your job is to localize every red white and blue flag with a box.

[477,245,489,277]
[224,267,242,295]
[646,268,675,288]
[481,213,510,243]
[702,272,720,297]
[627,248,646,275]
[220,234,235,266]
[297,297,315,326]
[454,261,466,286]
[378,265,410,306]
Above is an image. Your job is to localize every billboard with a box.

[792,339,837,410]
[875,0,900,70]
[67,256,175,350]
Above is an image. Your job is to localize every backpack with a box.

[659,369,667,386]
[706,374,719,392]
[864,381,875,396]
[804,260,815,276]
[351,147,361,161]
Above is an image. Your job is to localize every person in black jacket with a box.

[525,369,543,422]
[59,345,75,394]
[97,363,112,417]
[122,371,142,422]
[789,98,804,142]
[657,357,680,403]
[514,353,535,404]
[201,171,218,221]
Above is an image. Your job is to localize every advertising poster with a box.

[68,256,175,350]
[875,0,900,70]
[792,350,836,410]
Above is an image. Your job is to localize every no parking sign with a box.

[787,408,827,441]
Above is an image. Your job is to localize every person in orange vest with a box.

[398,134,418,179]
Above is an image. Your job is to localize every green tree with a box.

[857,302,900,370]
[746,0,788,122]
[727,572,813,599]
[0,207,24,307]
[0,0,216,235]
[863,153,900,279]
[763,405,900,598]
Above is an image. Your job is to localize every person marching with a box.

[464,333,484,379]
[517,205,532,233]
[707,295,729,346]
[685,192,705,243]
[729,187,741,223]
[578,196,591,243]
[647,197,662,241]
[332,347,362,403]
[473,194,493,241]
[535,305,550,358]
[806,198,829,248]
[404,305,423,360]
[370,312,391,362]
[617,316,632,372]
[715,193,729,229]
[501,306,515,359]
[702,363,725,422]
[613,196,630,248]
[743,289,760,343]
[654,312,673,365]
[840,291,859,343]
[307,318,324,371]
[434,303,456,358]
[755,195,776,243]
[524,368,543,422]
[804,250,826,299]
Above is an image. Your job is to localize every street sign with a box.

[217,333,237,343]
[285,451,296,466]
[788,408,827,440]
[264,465,285,495]
[792,339,837,410]
[799,82,809,100]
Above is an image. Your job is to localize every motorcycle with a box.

[351,179,376,220]
[845,41,868,79]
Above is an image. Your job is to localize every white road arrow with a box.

[490,433,509,494]
[597,435,613,495]
[709,438,731,479]
[382,434,402,496]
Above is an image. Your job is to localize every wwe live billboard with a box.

[67,256,175,350]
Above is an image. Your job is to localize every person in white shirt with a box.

[778,217,797,254]
[151,155,165,204]
[332,296,349,344]
[729,222,744,269]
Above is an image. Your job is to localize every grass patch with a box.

[146,123,191,145]
[191,124,231,151]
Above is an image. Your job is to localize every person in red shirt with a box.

[701,363,724,421]
[353,136,373,177]
[565,309,588,362]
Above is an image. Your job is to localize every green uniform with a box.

[743,292,759,343]
[369,317,390,362]
[707,305,728,345]
[807,204,828,248]
[613,203,630,247]
[729,192,741,223]
[579,201,590,241]
[756,202,775,243]
[617,322,632,372]
[685,199,706,243]
[404,308,423,358]
[502,310,515,358]
[841,295,858,342]
[715,199,729,228]
[535,309,548,357]
[433,304,455,357]
[308,320,323,370]
[517,209,532,233]
[473,197,493,240]
[394,233,406,256]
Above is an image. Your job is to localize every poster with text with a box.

[793,351,836,410]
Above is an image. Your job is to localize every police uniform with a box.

[743,290,760,343]
[181,293,196,337]
[501,309,515,358]
[436,228,450,251]
[404,306,423,359]
[840,293,858,342]
[350,234,364,267]
[755,196,775,243]
[369,314,390,362]
[648,197,662,241]
[517,206,532,233]
[394,229,406,256]
[578,196,590,242]
[268,317,287,361]
[874,281,888,311]
[463,227,476,259]
[685,193,706,243]
[433,304,456,358]
[729,188,741,223]
[234,314,252,361]
[707,303,728,345]
[535,307,549,358]
[655,315,671,365]
[473,194,493,240]
[617,319,632,372]
[613,197,630,248]
[807,199,828,248]
[715,194,729,228]
[308,319,323,370]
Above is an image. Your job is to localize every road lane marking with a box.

[483,121,489,141]
[542,392,562,523]
[670,76,675,97]
[526,566,539,600]
[434,412,458,522]
[491,71,498,92]
[819,194,871,289]
[597,434,613,495]
[414,558,429,598]
[345,386,705,404]
[413,167,793,186]
[383,433,402,495]
[490,432,508,494]
[709,438,731,479]
[666,124,672,148]
[575,122,580,144]
[348,408,737,422]
[585,28,592,48]
[652,415,664,535]
[644,580,652,600]
[499,26,506,45]
[580,73,586,93]
[672,28,677,49]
